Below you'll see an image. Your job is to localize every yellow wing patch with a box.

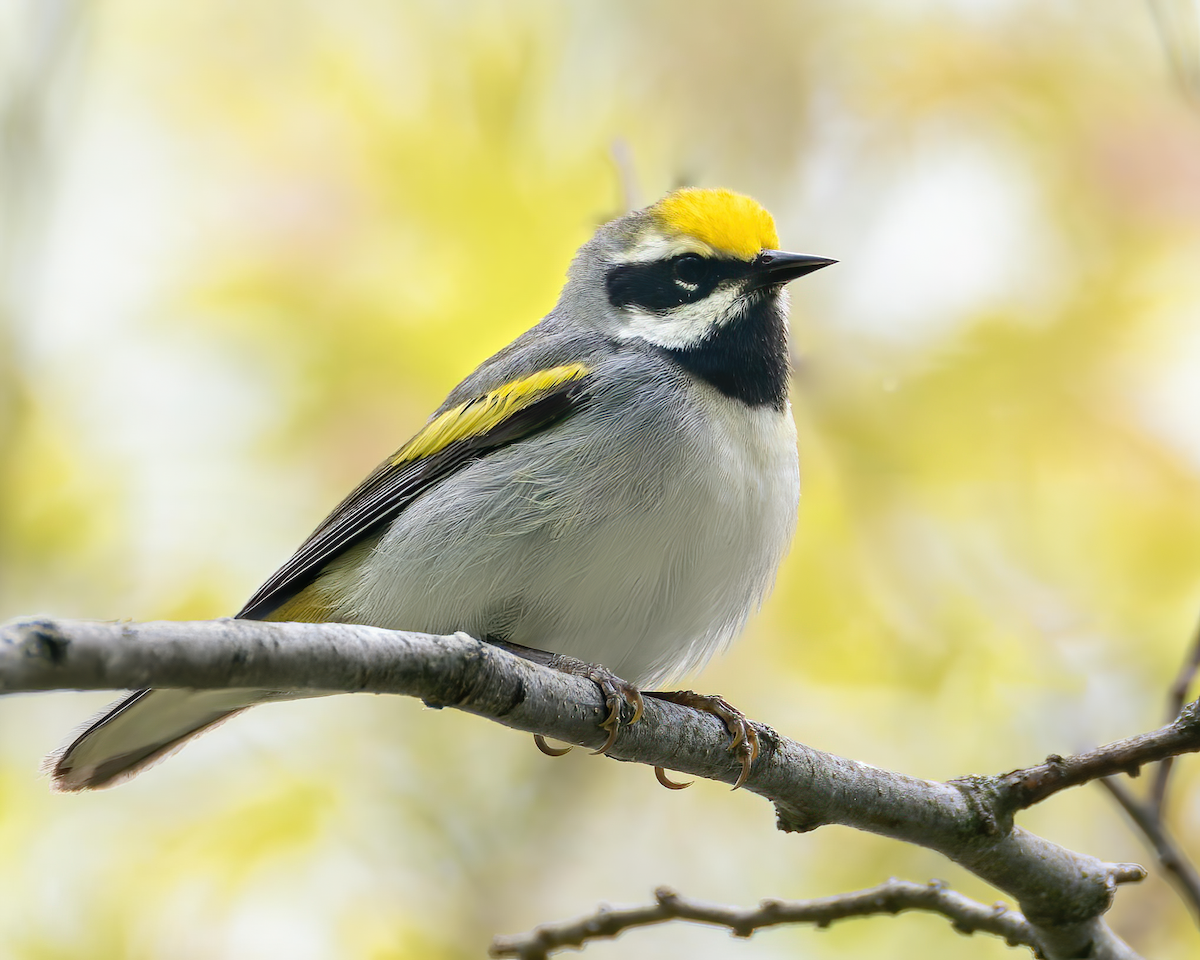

[393,363,589,464]
[650,188,779,260]
[264,586,334,624]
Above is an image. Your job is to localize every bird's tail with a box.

[47,688,272,791]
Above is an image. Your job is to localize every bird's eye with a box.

[672,254,707,287]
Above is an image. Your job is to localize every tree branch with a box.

[1151,614,1200,816]
[489,879,1040,959]
[1099,776,1200,925]
[0,616,1158,959]
[985,697,1200,811]
[1089,614,1200,926]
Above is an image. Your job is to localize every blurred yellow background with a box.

[3,1,1200,957]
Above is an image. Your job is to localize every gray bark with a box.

[2,615,1162,959]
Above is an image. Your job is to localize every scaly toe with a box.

[644,690,760,790]
[582,667,643,755]
[486,642,644,762]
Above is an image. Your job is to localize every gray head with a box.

[560,187,835,409]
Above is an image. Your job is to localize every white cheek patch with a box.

[616,284,752,350]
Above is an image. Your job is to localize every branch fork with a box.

[1,616,1188,959]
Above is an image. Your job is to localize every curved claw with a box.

[730,721,760,790]
[590,719,621,756]
[731,750,754,790]
[644,689,761,791]
[628,687,645,725]
[655,766,692,790]
[602,697,621,730]
[534,734,572,757]
[518,650,643,758]
[582,668,643,755]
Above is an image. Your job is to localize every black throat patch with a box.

[662,292,790,410]
[605,255,790,410]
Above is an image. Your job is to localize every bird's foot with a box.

[644,690,760,789]
[484,638,644,757]
[546,654,645,755]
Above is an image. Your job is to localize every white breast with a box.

[641,392,800,681]
[338,383,800,687]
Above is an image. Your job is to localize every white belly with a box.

[335,385,799,686]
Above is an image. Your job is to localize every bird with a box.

[49,186,834,792]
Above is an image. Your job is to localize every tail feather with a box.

[48,688,270,791]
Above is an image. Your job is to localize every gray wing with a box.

[237,364,594,621]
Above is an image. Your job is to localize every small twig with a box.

[1100,777,1200,924]
[1093,613,1200,927]
[996,699,1200,811]
[489,879,1041,959]
[1151,615,1200,816]
[1148,0,1200,108]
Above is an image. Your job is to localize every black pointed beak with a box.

[749,250,837,287]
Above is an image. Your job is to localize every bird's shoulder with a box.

[437,314,695,409]
[437,317,605,409]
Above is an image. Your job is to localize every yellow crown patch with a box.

[650,188,779,260]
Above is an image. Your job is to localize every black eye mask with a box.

[605,254,749,313]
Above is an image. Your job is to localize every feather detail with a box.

[650,188,778,260]
[263,584,336,623]
[235,367,593,622]
[393,363,589,463]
